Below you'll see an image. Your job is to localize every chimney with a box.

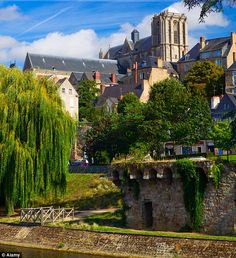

[94,71,100,82]
[211,96,220,109]
[100,84,106,94]
[111,73,116,83]
[131,29,139,44]
[231,32,236,46]
[132,62,138,85]
[200,36,205,49]
[156,57,163,68]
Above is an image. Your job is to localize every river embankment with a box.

[0,223,235,258]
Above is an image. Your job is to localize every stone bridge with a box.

[109,159,214,182]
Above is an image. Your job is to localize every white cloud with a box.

[169,2,229,30]
[0,2,231,66]
[0,5,24,21]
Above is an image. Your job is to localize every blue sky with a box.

[0,0,235,67]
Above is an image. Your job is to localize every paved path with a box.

[74,208,118,219]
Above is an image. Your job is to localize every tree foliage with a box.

[78,80,99,122]
[184,0,236,21]
[85,79,212,162]
[145,78,212,153]
[0,66,76,214]
[85,93,145,163]
[184,61,225,99]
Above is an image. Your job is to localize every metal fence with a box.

[20,206,74,225]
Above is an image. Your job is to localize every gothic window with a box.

[157,21,160,44]
[169,20,171,43]
[183,23,185,45]
[173,21,179,44]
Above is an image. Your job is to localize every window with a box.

[169,21,171,43]
[184,63,190,72]
[69,89,72,95]
[223,103,230,110]
[62,88,65,93]
[183,23,185,45]
[69,97,74,108]
[233,71,236,86]
[140,72,145,80]
[173,21,179,44]
[215,59,222,66]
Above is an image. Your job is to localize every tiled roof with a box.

[107,36,152,59]
[228,61,236,71]
[24,53,121,74]
[200,37,230,53]
[178,43,201,62]
[179,36,231,63]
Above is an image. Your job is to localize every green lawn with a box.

[50,210,236,242]
[31,173,122,210]
[208,154,236,162]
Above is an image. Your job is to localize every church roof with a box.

[23,53,121,74]
[107,36,152,59]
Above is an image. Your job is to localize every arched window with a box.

[173,21,179,44]
[157,21,160,44]
[169,20,171,43]
[183,23,186,45]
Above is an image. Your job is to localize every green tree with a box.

[78,80,99,122]
[145,78,212,157]
[85,93,145,163]
[184,61,225,99]
[210,120,234,160]
[0,66,76,214]
[184,0,236,21]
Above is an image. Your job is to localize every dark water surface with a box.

[0,244,108,258]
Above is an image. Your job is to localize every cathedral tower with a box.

[151,10,188,62]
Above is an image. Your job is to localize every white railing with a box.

[20,207,74,225]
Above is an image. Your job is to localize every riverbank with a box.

[0,223,235,258]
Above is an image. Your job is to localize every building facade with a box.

[177,32,236,80]
[103,10,188,67]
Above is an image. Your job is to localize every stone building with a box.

[177,32,236,80]
[97,57,177,104]
[225,61,236,93]
[110,161,236,235]
[103,10,188,65]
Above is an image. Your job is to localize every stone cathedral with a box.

[102,10,188,66]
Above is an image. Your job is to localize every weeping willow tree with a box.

[0,66,76,214]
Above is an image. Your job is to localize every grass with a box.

[208,154,236,162]
[30,173,122,210]
[49,210,236,242]
[84,209,125,227]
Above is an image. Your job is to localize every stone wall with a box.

[111,161,236,235]
[0,223,235,258]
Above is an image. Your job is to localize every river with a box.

[0,244,107,258]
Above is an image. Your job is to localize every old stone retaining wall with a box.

[0,223,235,258]
[111,162,236,235]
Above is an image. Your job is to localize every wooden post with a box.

[40,208,43,226]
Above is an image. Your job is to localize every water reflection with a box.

[0,244,103,258]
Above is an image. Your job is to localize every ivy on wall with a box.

[211,163,223,189]
[176,159,208,231]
